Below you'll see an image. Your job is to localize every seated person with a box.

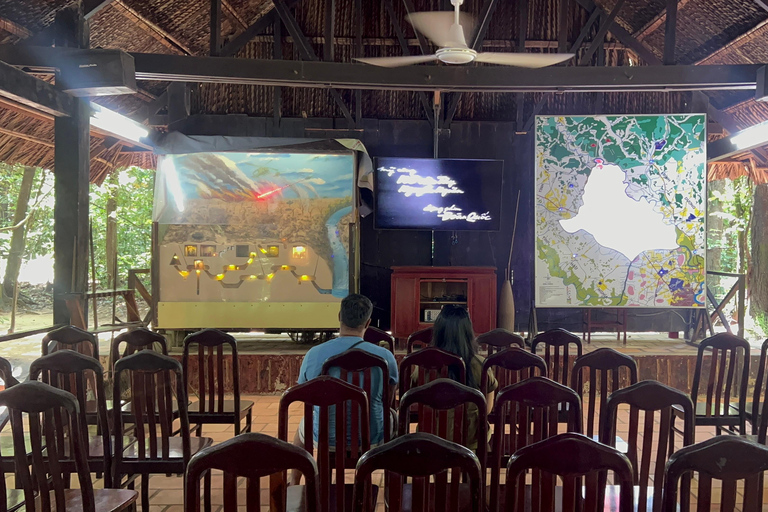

[411,304,497,451]
[292,294,398,482]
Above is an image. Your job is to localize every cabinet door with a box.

[469,274,497,334]
[391,275,419,339]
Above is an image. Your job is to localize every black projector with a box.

[58,50,137,97]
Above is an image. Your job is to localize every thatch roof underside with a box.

[0,0,767,181]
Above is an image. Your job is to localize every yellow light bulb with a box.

[216,274,225,280]
[179,270,190,278]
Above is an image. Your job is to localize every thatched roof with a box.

[0,0,767,181]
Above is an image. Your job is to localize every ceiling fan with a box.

[355,0,574,68]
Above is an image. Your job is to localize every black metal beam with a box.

[664,0,677,65]
[516,0,529,131]
[210,0,222,56]
[571,7,601,56]
[324,0,335,61]
[558,0,569,53]
[579,0,626,65]
[401,0,431,54]
[0,59,74,117]
[0,46,763,93]
[272,0,353,124]
[219,0,301,57]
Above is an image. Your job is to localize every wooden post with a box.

[210,0,222,56]
[53,5,90,326]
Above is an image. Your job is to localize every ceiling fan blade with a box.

[407,12,476,48]
[354,55,439,68]
[473,52,575,68]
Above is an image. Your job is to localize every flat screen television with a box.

[374,157,503,231]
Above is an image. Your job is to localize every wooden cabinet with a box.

[390,266,497,341]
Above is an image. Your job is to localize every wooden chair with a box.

[399,346,466,400]
[477,328,525,355]
[29,350,121,488]
[278,376,371,512]
[481,347,547,396]
[0,380,137,512]
[488,377,582,512]
[0,356,18,389]
[321,349,392,444]
[570,348,638,439]
[406,327,433,354]
[745,337,768,434]
[184,433,320,512]
[531,328,583,388]
[506,432,634,512]
[112,351,212,512]
[352,432,484,512]
[110,328,168,368]
[600,380,694,512]
[673,332,750,436]
[182,329,253,436]
[42,325,99,358]
[363,326,395,353]
[662,436,768,511]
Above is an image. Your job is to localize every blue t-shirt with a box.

[297,336,399,445]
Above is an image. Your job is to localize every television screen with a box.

[374,157,503,231]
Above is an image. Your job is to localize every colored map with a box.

[535,115,706,308]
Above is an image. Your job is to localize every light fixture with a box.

[731,121,768,150]
[90,103,149,144]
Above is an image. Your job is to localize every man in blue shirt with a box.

[291,294,398,483]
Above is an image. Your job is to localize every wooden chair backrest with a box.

[184,433,320,512]
[278,376,370,512]
[0,356,18,389]
[600,380,694,512]
[531,328,583,387]
[488,376,582,512]
[753,337,768,437]
[29,350,113,486]
[691,332,750,416]
[182,329,240,415]
[507,433,634,512]
[112,351,191,469]
[321,349,391,443]
[352,433,483,512]
[398,378,487,477]
[110,328,168,368]
[477,328,525,355]
[0,381,95,512]
[406,327,433,353]
[570,348,639,437]
[482,347,547,392]
[399,347,466,398]
[42,325,99,359]
[363,326,394,353]
[663,436,768,511]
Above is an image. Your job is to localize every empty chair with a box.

[352,433,484,512]
[42,324,99,358]
[506,433,634,512]
[488,377,582,512]
[112,351,212,512]
[476,328,525,355]
[363,326,395,353]
[570,348,638,439]
[0,380,137,512]
[745,337,768,434]
[29,350,118,487]
[673,332,750,436]
[184,433,320,512]
[481,347,547,396]
[0,355,18,389]
[406,327,433,353]
[110,328,168,368]
[531,328,583,388]
[279,376,371,512]
[600,380,694,512]
[663,436,768,511]
[322,349,394,444]
[182,329,253,436]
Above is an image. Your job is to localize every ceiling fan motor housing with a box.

[436,47,477,65]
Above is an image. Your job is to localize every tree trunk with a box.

[105,178,118,287]
[749,183,768,318]
[2,166,35,298]
[707,179,724,272]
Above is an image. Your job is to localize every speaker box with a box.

[58,50,137,97]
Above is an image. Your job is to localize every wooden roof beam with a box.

[633,0,692,40]
[0,59,74,117]
[220,0,301,57]
[0,16,32,38]
[109,0,191,55]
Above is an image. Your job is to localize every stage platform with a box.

[2,331,762,395]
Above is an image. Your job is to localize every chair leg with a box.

[246,409,253,433]
[234,418,240,436]
[204,470,212,512]
[196,424,203,437]
[141,474,150,512]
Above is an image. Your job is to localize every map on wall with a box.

[535,114,706,308]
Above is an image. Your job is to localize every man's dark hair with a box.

[340,294,373,329]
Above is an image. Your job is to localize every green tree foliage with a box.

[709,176,753,274]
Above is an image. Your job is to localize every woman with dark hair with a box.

[412,304,497,451]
